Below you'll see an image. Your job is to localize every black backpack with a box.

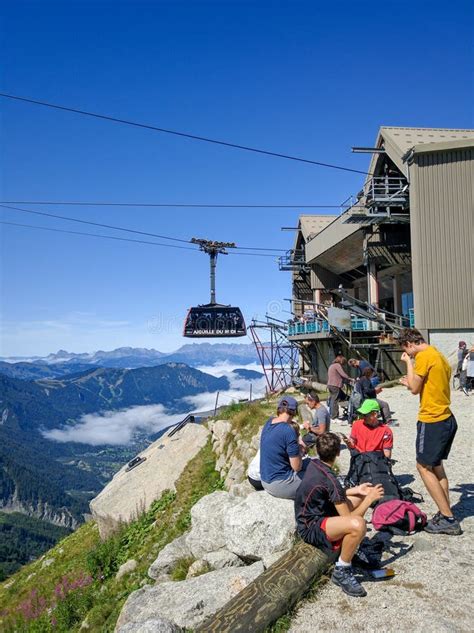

[344,450,404,502]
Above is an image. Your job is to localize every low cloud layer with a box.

[43,405,184,446]
[43,363,267,446]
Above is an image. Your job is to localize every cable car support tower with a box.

[183,239,247,338]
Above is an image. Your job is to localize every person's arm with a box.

[400,352,424,394]
[334,501,351,516]
[286,427,303,472]
[382,428,393,460]
[350,485,384,517]
[289,454,303,472]
[336,364,352,383]
[337,484,384,518]
[313,422,326,435]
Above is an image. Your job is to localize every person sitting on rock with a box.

[301,392,331,448]
[346,400,393,459]
[260,396,309,500]
[295,432,384,597]
[247,449,263,491]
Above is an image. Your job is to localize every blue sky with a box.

[1,0,472,356]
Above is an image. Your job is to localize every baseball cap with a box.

[278,396,298,411]
[357,399,380,415]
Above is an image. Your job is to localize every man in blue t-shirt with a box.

[260,396,308,499]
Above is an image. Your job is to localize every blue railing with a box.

[351,317,370,331]
[288,316,372,336]
[409,308,415,327]
[288,320,329,336]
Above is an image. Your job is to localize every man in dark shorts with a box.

[399,328,461,535]
[295,433,384,597]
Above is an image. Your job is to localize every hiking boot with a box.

[424,514,462,535]
[331,565,367,597]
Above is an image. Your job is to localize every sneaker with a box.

[385,419,399,427]
[331,565,367,597]
[424,514,462,535]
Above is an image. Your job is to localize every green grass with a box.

[169,557,196,581]
[0,392,313,632]
[217,399,278,443]
[0,438,224,632]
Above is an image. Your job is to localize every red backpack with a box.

[372,500,427,534]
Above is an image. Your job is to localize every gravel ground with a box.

[290,386,474,633]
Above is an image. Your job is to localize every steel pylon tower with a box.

[249,317,299,393]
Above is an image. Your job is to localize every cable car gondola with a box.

[183,238,247,338]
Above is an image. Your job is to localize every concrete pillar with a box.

[367,261,379,307]
[392,275,402,316]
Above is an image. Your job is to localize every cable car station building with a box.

[286,126,473,383]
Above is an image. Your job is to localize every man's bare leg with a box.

[323,515,366,562]
[433,462,451,506]
[417,462,452,516]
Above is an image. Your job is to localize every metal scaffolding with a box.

[249,318,299,393]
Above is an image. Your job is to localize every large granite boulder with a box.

[115,562,264,631]
[117,617,182,633]
[185,491,240,558]
[224,492,295,560]
[90,423,210,539]
[148,534,191,580]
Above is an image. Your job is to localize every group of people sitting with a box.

[246,393,393,598]
[327,355,396,427]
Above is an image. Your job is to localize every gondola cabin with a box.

[183,304,246,338]
[184,238,247,339]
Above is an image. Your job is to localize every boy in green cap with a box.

[345,400,393,459]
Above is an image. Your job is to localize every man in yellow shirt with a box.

[398,328,461,535]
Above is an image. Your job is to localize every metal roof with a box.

[298,214,337,242]
[367,127,474,177]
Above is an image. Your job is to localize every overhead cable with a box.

[0,204,286,252]
[0,220,278,257]
[0,204,190,244]
[0,93,369,175]
[0,200,362,209]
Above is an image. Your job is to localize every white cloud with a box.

[195,361,262,377]
[184,362,267,412]
[42,362,267,446]
[42,404,184,446]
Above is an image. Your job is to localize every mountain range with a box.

[0,363,228,530]
[1,343,259,375]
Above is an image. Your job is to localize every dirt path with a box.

[289,386,474,633]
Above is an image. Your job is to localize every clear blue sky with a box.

[1,0,472,356]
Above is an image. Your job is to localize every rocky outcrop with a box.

[116,563,265,631]
[185,492,238,558]
[90,423,210,539]
[208,419,260,492]
[113,404,307,631]
[223,492,295,561]
[149,490,295,582]
[117,617,183,633]
[0,496,78,529]
[116,559,138,581]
